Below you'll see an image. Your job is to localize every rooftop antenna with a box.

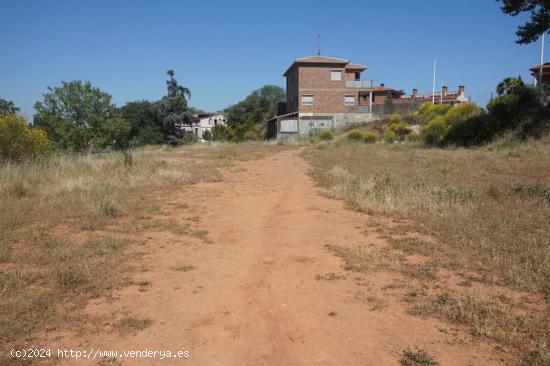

[317,35,321,55]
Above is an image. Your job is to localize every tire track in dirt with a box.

[44,148,504,365]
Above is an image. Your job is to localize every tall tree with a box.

[499,0,550,44]
[0,98,20,115]
[119,100,164,146]
[157,70,192,137]
[33,81,127,150]
[496,76,526,95]
[225,85,285,125]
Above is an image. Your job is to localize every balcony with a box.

[346,80,373,88]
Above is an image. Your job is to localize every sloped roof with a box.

[284,55,358,76]
[294,55,349,64]
[345,63,367,71]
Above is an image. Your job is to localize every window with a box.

[302,95,314,105]
[344,95,355,106]
[331,70,342,81]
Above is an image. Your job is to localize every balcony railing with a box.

[346,80,373,88]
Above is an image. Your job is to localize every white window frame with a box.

[301,94,314,106]
[344,95,355,106]
[331,69,342,81]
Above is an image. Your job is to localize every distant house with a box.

[179,113,227,142]
[399,86,468,106]
[267,55,468,140]
[530,63,550,86]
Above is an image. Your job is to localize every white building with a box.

[179,113,227,142]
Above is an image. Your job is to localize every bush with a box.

[347,130,365,142]
[212,124,230,141]
[202,129,212,141]
[363,131,378,143]
[319,129,334,141]
[390,122,412,139]
[182,133,196,145]
[417,102,484,146]
[388,113,403,125]
[0,115,50,161]
[243,130,260,141]
[384,130,398,143]
[405,132,422,143]
[416,103,452,125]
[421,116,447,146]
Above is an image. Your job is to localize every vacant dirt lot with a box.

[19,147,514,366]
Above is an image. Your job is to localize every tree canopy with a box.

[499,0,550,44]
[0,98,20,115]
[156,69,193,137]
[496,76,526,95]
[225,85,285,125]
[33,80,127,151]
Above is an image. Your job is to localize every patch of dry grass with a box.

[306,137,550,364]
[116,314,154,331]
[306,139,550,293]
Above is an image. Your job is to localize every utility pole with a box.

[432,58,437,104]
[538,31,546,93]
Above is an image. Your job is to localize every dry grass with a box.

[0,142,284,361]
[400,347,438,366]
[306,138,550,293]
[116,314,154,331]
[171,264,194,272]
[305,136,550,365]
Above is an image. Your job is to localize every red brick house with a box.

[267,55,467,139]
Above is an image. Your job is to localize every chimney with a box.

[458,85,465,95]
[442,86,448,97]
[412,88,418,98]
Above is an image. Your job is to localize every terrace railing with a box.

[346,80,373,88]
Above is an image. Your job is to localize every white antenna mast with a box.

[317,35,321,56]
[432,58,437,104]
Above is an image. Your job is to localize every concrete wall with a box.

[276,112,379,140]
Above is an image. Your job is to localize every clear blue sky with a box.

[0,0,542,118]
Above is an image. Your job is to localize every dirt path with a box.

[46,149,503,365]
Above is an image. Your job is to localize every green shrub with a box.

[417,102,484,146]
[202,129,212,141]
[0,114,50,161]
[308,135,319,144]
[388,113,403,125]
[421,116,447,146]
[416,103,452,125]
[347,130,365,142]
[406,132,422,143]
[212,124,230,141]
[243,130,259,141]
[384,130,398,143]
[319,129,334,141]
[181,133,196,145]
[390,122,412,139]
[363,131,378,143]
